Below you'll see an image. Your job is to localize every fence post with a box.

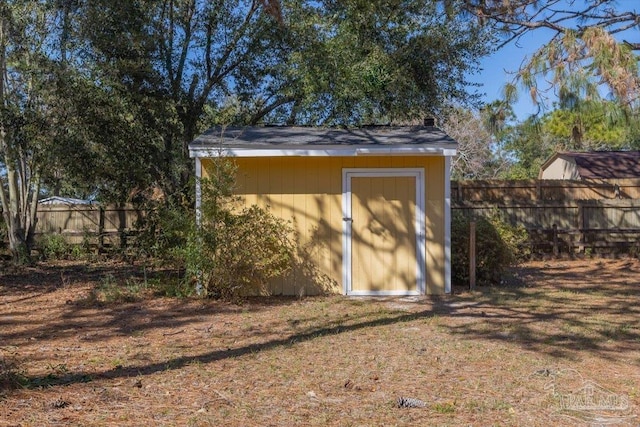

[118,205,127,249]
[552,223,559,257]
[98,206,105,253]
[469,221,476,290]
[578,203,585,253]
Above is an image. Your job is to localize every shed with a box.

[539,151,640,180]
[189,125,457,296]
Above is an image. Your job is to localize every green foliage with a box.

[271,0,494,125]
[451,210,529,286]
[136,158,295,300]
[0,357,28,391]
[186,160,295,299]
[36,233,94,261]
[495,99,640,179]
[89,274,144,303]
[86,271,193,304]
[432,401,456,414]
[497,115,554,179]
[135,196,196,262]
[37,234,70,260]
[149,276,193,298]
[542,101,634,150]
[0,0,59,260]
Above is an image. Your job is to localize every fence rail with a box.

[30,179,640,255]
[453,199,640,255]
[452,178,640,202]
[35,204,144,249]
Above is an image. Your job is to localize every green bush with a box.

[185,160,295,299]
[451,210,529,286]
[187,202,295,299]
[37,233,94,261]
[135,198,195,261]
[136,158,295,300]
[38,234,70,260]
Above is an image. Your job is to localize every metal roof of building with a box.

[38,196,92,205]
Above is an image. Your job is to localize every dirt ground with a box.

[1,258,639,426]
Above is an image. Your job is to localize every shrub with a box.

[186,202,294,299]
[37,233,94,261]
[0,357,27,390]
[135,198,195,262]
[38,234,70,260]
[136,158,295,300]
[451,210,529,286]
[184,160,295,299]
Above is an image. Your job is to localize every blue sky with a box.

[471,0,639,121]
[471,28,559,120]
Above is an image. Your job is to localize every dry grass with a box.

[0,259,639,426]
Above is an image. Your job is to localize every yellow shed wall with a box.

[200,156,447,295]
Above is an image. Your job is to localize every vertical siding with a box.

[266,156,283,295]
[201,156,447,295]
[326,158,344,286]
[424,157,445,294]
[351,177,370,291]
[351,176,417,292]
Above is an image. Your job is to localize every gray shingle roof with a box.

[189,125,457,156]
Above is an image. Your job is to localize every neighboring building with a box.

[189,125,457,296]
[539,151,640,180]
[38,196,92,205]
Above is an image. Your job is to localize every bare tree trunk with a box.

[0,8,40,263]
[0,146,41,263]
[0,146,39,263]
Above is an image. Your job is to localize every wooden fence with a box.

[453,199,640,254]
[452,179,640,255]
[35,204,144,249]
[31,179,640,255]
[452,178,640,202]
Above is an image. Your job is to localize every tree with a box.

[69,0,291,201]
[252,0,494,125]
[440,107,510,179]
[542,100,639,149]
[457,0,640,111]
[66,0,493,201]
[0,1,59,261]
[0,1,150,259]
[496,117,555,179]
[496,99,640,179]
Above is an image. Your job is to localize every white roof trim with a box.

[189,147,457,158]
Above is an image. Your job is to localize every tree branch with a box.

[248,95,295,125]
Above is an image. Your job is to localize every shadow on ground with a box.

[1,259,639,392]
